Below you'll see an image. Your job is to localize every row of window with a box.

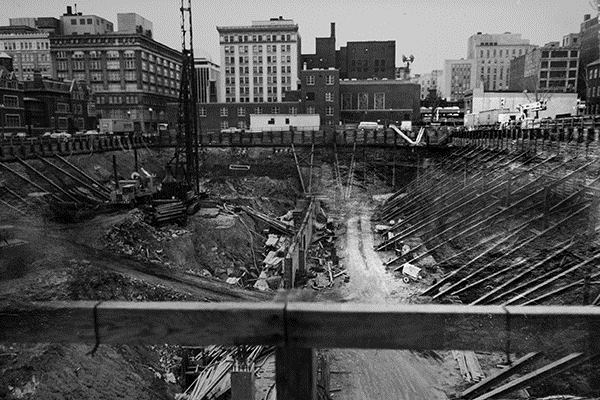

[56,50,181,71]
[4,114,21,127]
[10,53,50,62]
[221,33,296,43]
[200,105,334,118]
[225,55,292,65]
[95,95,140,105]
[304,75,336,85]
[541,50,578,58]
[3,95,19,108]
[225,65,293,75]
[224,44,293,54]
[341,92,386,110]
[479,48,524,59]
[1,41,49,51]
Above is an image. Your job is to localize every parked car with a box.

[84,130,99,135]
[15,132,27,138]
[220,127,243,133]
[50,132,72,140]
[357,121,384,131]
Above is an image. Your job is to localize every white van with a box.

[358,121,383,131]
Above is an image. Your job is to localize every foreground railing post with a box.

[275,347,317,400]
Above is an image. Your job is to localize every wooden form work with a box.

[2,302,600,354]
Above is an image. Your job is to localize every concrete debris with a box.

[253,271,270,291]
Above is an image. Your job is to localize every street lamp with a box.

[148,107,153,133]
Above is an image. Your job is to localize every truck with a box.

[99,119,135,135]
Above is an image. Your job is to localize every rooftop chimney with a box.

[584,14,591,21]
[330,22,335,38]
[66,6,72,15]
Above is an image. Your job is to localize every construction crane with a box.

[166,0,200,197]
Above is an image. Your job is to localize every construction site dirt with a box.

[2,144,600,399]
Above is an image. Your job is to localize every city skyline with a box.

[2,0,596,74]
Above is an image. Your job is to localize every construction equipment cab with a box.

[358,121,384,131]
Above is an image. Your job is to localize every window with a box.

[198,107,207,117]
[220,107,228,117]
[325,92,333,102]
[220,121,229,130]
[71,19,77,25]
[342,93,352,110]
[238,121,247,129]
[3,95,18,108]
[58,117,68,129]
[255,107,263,114]
[290,106,297,115]
[87,18,92,24]
[5,114,20,127]
[272,106,280,114]
[325,106,334,116]
[357,92,368,110]
[238,107,246,117]
[326,75,335,85]
[374,92,385,109]
[306,75,315,85]
[56,103,69,113]
[307,106,315,114]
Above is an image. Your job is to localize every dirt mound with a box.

[0,343,179,400]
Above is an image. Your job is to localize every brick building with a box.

[578,14,600,101]
[339,80,420,124]
[23,71,96,134]
[509,42,578,93]
[301,23,336,70]
[585,59,600,114]
[194,101,301,132]
[0,54,25,135]
[299,68,340,126]
[338,41,395,80]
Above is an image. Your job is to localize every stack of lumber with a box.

[240,205,295,236]
[452,350,484,383]
[181,345,273,400]
[151,200,186,225]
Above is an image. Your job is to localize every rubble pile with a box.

[104,210,189,265]
[306,208,347,290]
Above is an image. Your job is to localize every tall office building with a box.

[217,17,300,103]
[194,56,220,103]
[0,25,53,81]
[443,59,476,102]
[467,32,534,91]
[50,10,181,133]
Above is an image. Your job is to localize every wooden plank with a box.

[472,353,594,400]
[504,251,600,305]
[2,302,600,355]
[0,301,284,346]
[276,346,317,400]
[471,239,575,305]
[460,352,543,399]
[283,303,600,354]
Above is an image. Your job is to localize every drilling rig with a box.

[164,0,200,198]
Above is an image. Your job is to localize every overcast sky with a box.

[3,0,597,74]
